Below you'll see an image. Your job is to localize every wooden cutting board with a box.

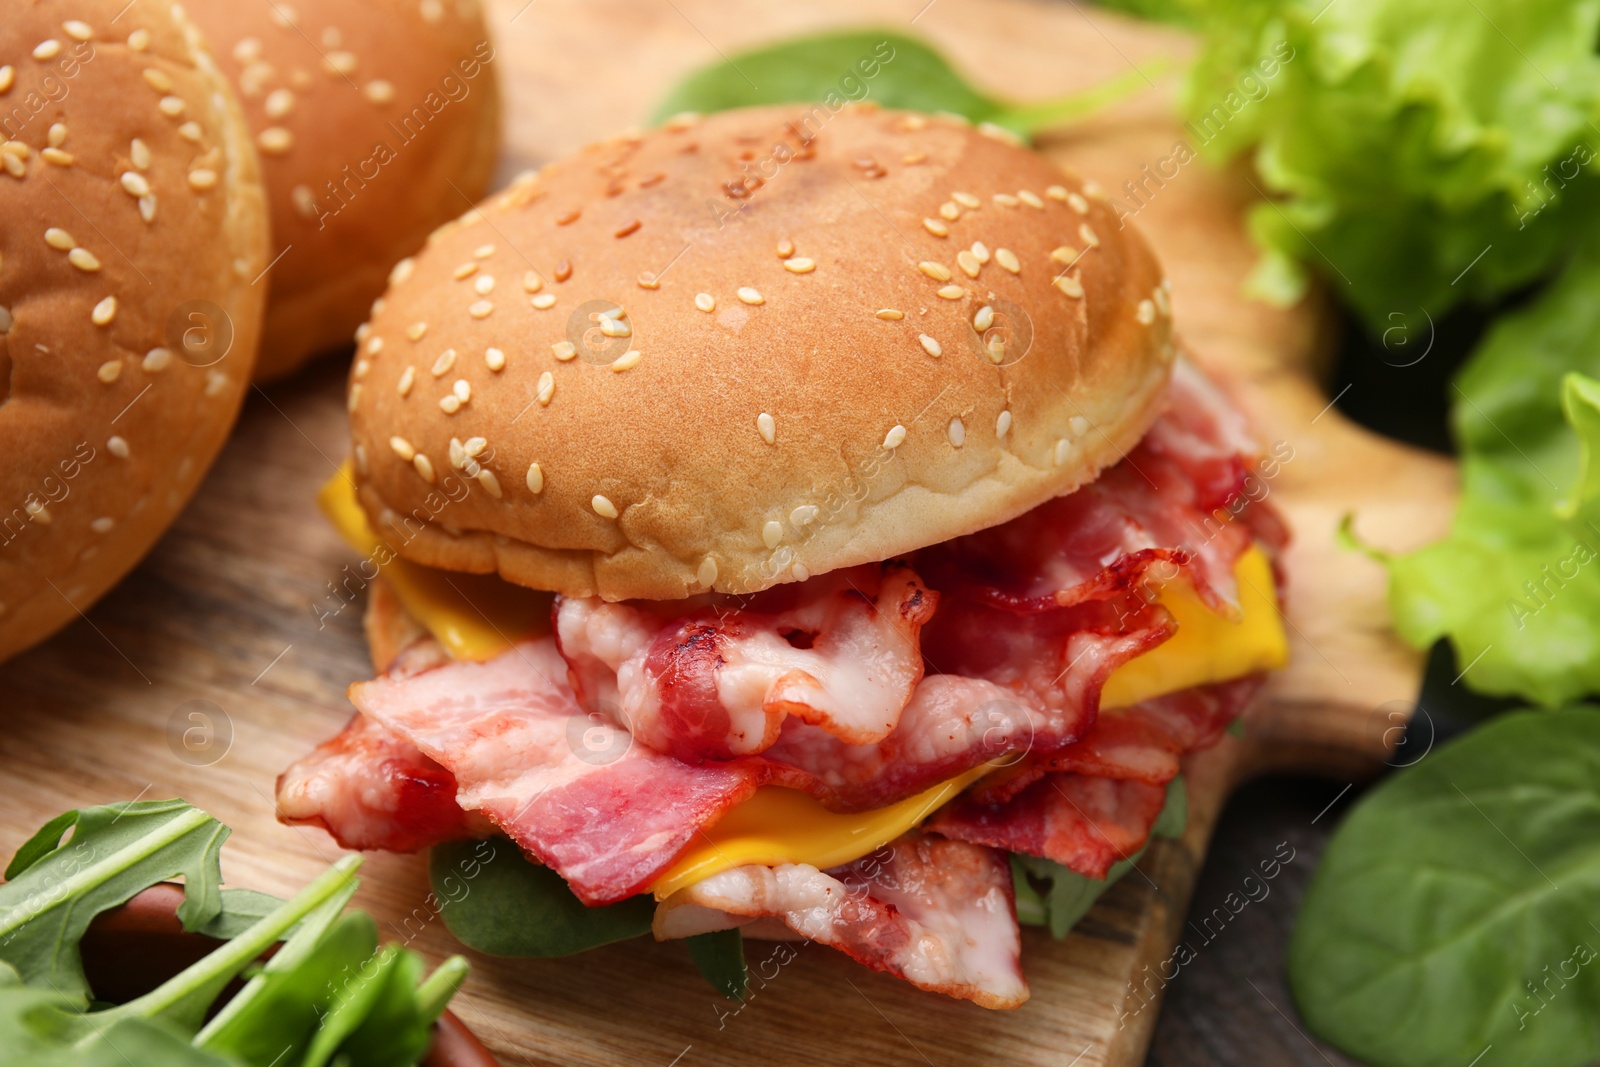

[0,1,1460,1064]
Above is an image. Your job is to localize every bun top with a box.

[184,0,502,381]
[349,104,1174,601]
[0,0,269,662]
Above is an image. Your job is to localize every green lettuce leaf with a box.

[686,929,748,1001]
[1290,705,1600,1067]
[1378,244,1600,705]
[1178,0,1600,326]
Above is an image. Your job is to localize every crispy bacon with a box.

[555,565,936,761]
[345,637,762,905]
[653,833,1028,1009]
[930,773,1169,881]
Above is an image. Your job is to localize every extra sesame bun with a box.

[349,104,1174,602]
[0,1,269,662]
[185,0,502,381]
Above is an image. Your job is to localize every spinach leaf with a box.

[429,839,654,956]
[1290,706,1600,1067]
[649,30,1157,141]
[1014,777,1187,938]
[0,800,229,999]
[686,929,747,1001]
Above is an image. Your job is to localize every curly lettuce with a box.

[1179,0,1600,326]
[1374,244,1600,706]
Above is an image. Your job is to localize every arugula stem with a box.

[0,807,214,942]
[96,854,363,1032]
[414,956,469,1021]
[994,61,1171,135]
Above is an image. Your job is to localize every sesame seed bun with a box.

[349,104,1174,602]
[186,0,502,382]
[0,0,269,662]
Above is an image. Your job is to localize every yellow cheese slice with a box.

[318,467,550,658]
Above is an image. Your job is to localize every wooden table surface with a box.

[0,2,1458,1064]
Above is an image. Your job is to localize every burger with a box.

[276,103,1289,1009]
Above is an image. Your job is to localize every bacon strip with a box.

[345,637,761,905]
[653,833,1028,1009]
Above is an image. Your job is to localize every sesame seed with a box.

[1069,192,1090,214]
[974,305,995,331]
[978,121,1022,144]
[611,349,642,372]
[45,227,75,250]
[532,293,557,309]
[791,505,818,526]
[695,292,715,313]
[918,334,942,357]
[390,436,416,461]
[552,341,577,361]
[956,250,981,277]
[554,260,572,282]
[347,383,363,411]
[1018,190,1044,209]
[453,379,471,403]
[158,95,186,118]
[614,219,641,238]
[91,517,114,533]
[971,242,991,264]
[413,453,436,483]
[1070,415,1091,436]
[34,39,63,60]
[1050,246,1079,265]
[486,347,505,371]
[526,463,544,494]
[431,348,456,376]
[325,51,358,75]
[917,261,952,282]
[397,365,415,395]
[187,168,217,190]
[453,262,478,280]
[40,147,72,166]
[598,317,631,339]
[697,556,718,586]
[763,521,783,549]
[556,208,580,226]
[995,248,1021,273]
[521,272,543,293]
[899,114,928,131]
[0,67,12,94]
[737,287,764,305]
[107,435,129,458]
[1054,275,1084,298]
[592,495,618,519]
[178,121,203,143]
[205,370,230,397]
[258,127,292,155]
[364,80,395,104]
[783,257,816,273]
[469,299,494,319]
[97,360,122,383]
[936,285,965,300]
[47,123,66,147]
[68,248,100,272]
[875,308,903,320]
[757,412,776,444]
[91,296,116,325]
[1079,223,1100,247]
[939,201,961,221]
[474,244,495,259]
[391,258,415,286]
[883,425,907,449]
[997,410,1012,438]
[473,468,500,498]
[265,88,295,118]
[986,338,1005,364]
[923,218,949,237]
[143,347,172,372]
[1154,285,1171,316]
[474,275,496,295]
[1137,299,1156,324]
[948,417,966,447]
[464,436,487,458]
[406,321,428,341]
[1054,439,1070,465]
[449,437,467,468]
[120,171,150,196]
[537,371,554,405]
[138,195,156,222]
[439,395,461,414]
[776,238,795,258]
[365,335,382,354]
[993,192,1019,208]
[353,358,370,379]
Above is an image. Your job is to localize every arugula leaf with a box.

[686,929,747,1001]
[196,890,291,941]
[1094,0,1201,27]
[1180,0,1600,327]
[649,30,1158,141]
[1290,706,1600,1067]
[429,839,654,956]
[1014,777,1188,938]
[1375,244,1600,705]
[0,800,229,999]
